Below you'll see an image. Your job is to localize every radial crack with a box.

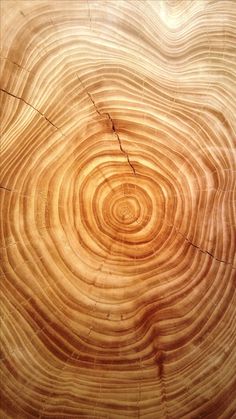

[0,186,12,192]
[106,112,136,175]
[77,75,136,175]
[0,88,63,133]
[176,229,235,269]
[1,56,31,74]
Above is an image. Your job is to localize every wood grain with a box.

[1,1,236,418]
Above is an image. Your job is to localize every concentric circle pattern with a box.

[0,1,236,418]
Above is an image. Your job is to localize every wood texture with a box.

[0,1,236,418]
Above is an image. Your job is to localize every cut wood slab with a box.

[0,1,236,418]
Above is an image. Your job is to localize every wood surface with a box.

[0,1,236,418]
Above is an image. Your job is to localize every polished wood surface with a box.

[1,1,236,417]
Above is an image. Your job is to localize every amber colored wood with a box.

[0,1,236,418]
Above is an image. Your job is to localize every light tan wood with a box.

[0,1,236,417]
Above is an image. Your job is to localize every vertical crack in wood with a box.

[77,74,136,175]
